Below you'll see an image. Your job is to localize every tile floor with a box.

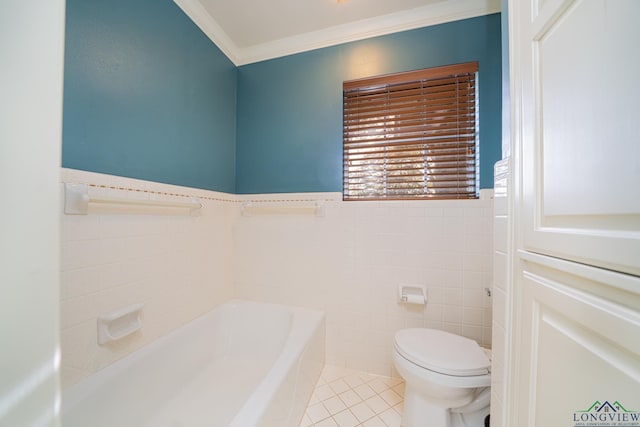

[299,365,405,427]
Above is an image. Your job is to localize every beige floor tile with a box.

[343,374,364,388]
[379,407,402,427]
[353,383,376,400]
[328,378,350,395]
[368,378,390,394]
[323,396,347,415]
[364,395,389,415]
[350,401,375,423]
[378,389,402,406]
[362,416,387,427]
[299,414,313,427]
[307,402,331,424]
[391,383,405,397]
[315,383,337,401]
[338,389,362,407]
[315,417,340,427]
[299,365,405,427]
[332,409,360,427]
[392,402,403,415]
[382,376,403,387]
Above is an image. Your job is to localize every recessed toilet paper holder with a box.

[398,285,426,305]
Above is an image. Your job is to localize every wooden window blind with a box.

[343,62,479,201]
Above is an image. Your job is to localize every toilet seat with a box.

[394,329,490,377]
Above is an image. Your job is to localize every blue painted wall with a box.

[236,14,502,193]
[62,0,237,192]
[63,4,501,194]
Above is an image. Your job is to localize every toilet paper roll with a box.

[404,294,425,305]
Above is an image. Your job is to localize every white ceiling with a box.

[173,0,500,66]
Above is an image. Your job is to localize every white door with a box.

[508,0,640,425]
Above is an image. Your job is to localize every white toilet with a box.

[393,328,491,427]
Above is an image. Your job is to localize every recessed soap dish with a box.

[97,303,144,345]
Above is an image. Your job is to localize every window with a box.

[342,62,479,201]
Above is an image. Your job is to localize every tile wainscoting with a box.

[235,191,494,376]
[59,169,236,389]
[60,168,493,389]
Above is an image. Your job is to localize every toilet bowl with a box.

[393,328,491,427]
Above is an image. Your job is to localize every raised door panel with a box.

[518,0,640,275]
[515,253,640,426]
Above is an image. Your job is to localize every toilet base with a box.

[450,387,491,427]
[401,385,450,427]
[450,406,491,427]
[402,385,491,427]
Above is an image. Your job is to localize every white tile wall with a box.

[234,191,494,377]
[490,158,510,427]
[59,169,236,389]
[59,168,495,389]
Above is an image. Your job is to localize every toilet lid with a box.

[394,329,490,377]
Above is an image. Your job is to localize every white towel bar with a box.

[64,183,202,215]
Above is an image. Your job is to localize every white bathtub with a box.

[61,300,325,427]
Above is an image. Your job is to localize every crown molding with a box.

[174,0,501,67]
[173,0,241,64]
